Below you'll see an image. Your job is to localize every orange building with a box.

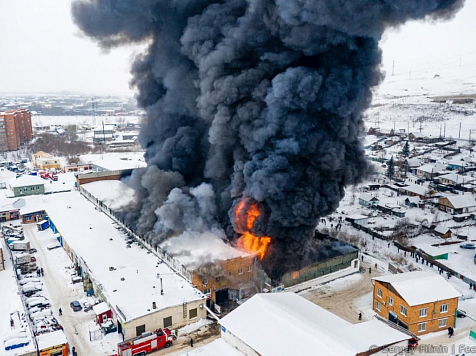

[372,272,460,335]
[0,109,33,151]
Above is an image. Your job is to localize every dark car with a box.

[457,310,467,318]
[460,243,475,250]
[70,300,82,311]
[29,248,37,254]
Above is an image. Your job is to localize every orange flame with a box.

[234,199,271,259]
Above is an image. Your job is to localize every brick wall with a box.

[76,173,122,188]
[191,254,257,302]
[373,280,458,335]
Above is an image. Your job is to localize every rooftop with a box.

[417,163,446,174]
[21,192,205,321]
[81,180,136,211]
[219,293,410,356]
[373,271,460,306]
[36,330,67,351]
[441,194,476,209]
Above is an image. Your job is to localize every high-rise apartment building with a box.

[0,109,33,151]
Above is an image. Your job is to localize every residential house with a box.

[399,184,435,200]
[437,173,474,186]
[367,127,395,137]
[404,196,421,208]
[219,292,412,356]
[447,159,470,172]
[372,272,460,335]
[358,193,379,208]
[416,163,446,180]
[438,195,476,215]
[32,151,61,170]
[345,214,369,226]
[416,244,448,260]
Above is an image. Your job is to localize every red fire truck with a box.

[117,328,176,356]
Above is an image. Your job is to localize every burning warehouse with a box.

[73,0,465,281]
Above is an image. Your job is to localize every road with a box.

[24,223,115,355]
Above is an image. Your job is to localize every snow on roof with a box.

[80,152,146,171]
[416,243,448,257]
[373,272,460,306]
[416,163,446,174]
[406,158,421,167]
[81,180,136,211]
[442,194,476,209]
[92,302,110,315]
[20,192,205,321]
[346,214,368,221]
[359,193,379,202]
[401,184,430,196]
[160,230,252,269]
[405,196,420,203]
[433,225,451,234]
[0,239,36,355]
[36,330,67,350]
[9,175,45,188]
[219,293,409,356]
[438,173,473,183]
[180,338,245,356]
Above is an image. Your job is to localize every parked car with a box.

[457,310,467,318]
[47,242,61,250]
[29,248,37,254]
[460,243,475,250]
[70,300,82,312]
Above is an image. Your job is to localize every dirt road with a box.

[301,261,384,324]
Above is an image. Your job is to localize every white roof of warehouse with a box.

[81,180,136,211]
[19,192,205,321]
[219,293,409,356]
[373,272,460,306]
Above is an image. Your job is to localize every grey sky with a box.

[0,0,474,96]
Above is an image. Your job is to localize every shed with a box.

[93,302,112,324]
[416,244,449,260]
[345,214,369,226]
[36,330,68,356]
[433,225,452,239]
[358,193,379,207]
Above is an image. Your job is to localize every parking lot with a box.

[24,223,120,355]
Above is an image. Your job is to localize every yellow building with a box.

[32,151,61,170]
[372,272,460,335]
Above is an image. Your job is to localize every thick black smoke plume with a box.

[73,0,464,278]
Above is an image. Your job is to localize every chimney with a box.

[152,302,157,310]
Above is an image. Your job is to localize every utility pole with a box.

[444,123,446,139]
[419,122,422,134]
[459,122,462,139]
[439,125,442,138]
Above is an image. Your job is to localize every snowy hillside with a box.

[367,51,476,139]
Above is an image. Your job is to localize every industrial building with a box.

[0,109,33,151]
[31,151,61,170]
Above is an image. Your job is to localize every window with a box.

[228,271,232,276]
[202,278,208,285]
[376,301,381,311]
[163,316,172,328]
[203,288,211,295]
[248,265,252,272]
[418,323,426,332]
[377,288,382,298]
[439,318,447,328]
[400,305,407,316]
[215,276,221,282]
[189,308,198,319]
[238,268,243,275]
[388,296,394,306]
[440,304,448,313]
[419,308,428,317]
[136,324,146,336]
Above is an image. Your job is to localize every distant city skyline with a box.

[0,0,474,96]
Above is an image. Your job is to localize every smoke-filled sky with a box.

[0,0,474,95]
[69,0,466,279]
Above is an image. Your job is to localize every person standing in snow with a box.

[358,312,362,321]
[190,338,194,347]
[59,308,62,316]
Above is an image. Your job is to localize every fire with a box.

[234,199,271,259]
